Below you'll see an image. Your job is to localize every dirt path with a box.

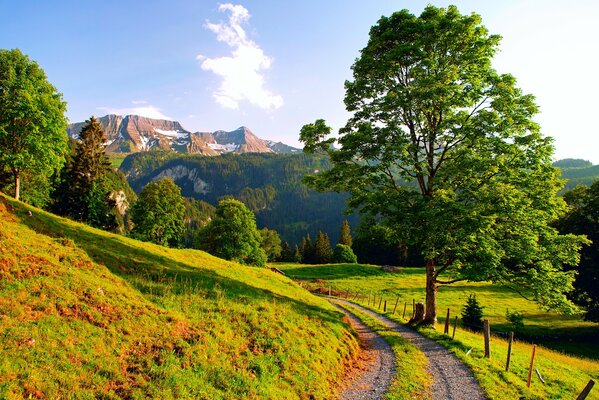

[332,302,395,400]
[334,299,486,400]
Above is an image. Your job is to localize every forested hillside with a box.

[120,152,358,245]
[554,159,599,191]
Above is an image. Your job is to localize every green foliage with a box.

[130,178,185,247]
[182,197,215,248]
[119,152,358,245]
[259,227,282,262]
[313,231,332,264]
[199,198,266,266]
[505,309,525,331]
[332,244,357,264]
[299,5,587,321]
[553,159,599,192]
[553,159,593,169]
[339,219,352,247]
[556,182,599,321]
[300,234,314,264]
[0,48,68,201]
[461,294,485,331]
[279,241,293,262]
[293,244,302,263]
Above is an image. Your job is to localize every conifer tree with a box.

[314,231,332,264]
[280,241,292,262]
[293,244,302,263]
[301,234,314,264]
[339,219,353,247]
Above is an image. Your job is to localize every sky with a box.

[1,0,598,162]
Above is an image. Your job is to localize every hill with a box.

[67,114,300,155]
[119,152,358,245]
[554,158,599,191]
[0,194,358,399]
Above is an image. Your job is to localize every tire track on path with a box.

[333,299,486,400]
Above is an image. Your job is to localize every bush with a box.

[461,294,484,331]
[506,309,525,331]
[331,244,358,264]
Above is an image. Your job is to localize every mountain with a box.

[67,114,301,155]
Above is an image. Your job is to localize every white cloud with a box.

[199,3,283,110]
[97,103,171,120]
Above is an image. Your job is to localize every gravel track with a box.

[333,299,486,400]
[332,302,395,400]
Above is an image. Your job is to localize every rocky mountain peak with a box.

[66,115,300,155]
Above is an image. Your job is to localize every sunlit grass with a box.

[279,263,599,400]
[0,194,359,399]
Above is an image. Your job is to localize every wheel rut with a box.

[333,299,486,400]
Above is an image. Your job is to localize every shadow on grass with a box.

[279,264,423,280]
[9,198,346,327]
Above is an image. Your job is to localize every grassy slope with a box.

[0,195,359,399]
[279,263,599,400]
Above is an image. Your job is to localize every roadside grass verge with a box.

[278,263,599,400]
[0,194,359,399]
[334,301,431,400]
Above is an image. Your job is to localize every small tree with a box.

[339,219,353,247]
[0,49,68,201]
[259,227,282,262]
[199,198,266,266]
[301,234,314,264]
[313,231,332,264]
[131,178,185,247]
[293,244,302,263]
[461,294,485,331]
[279,241,293,262]
[332,244,358,264]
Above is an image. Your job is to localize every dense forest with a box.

[554,158,599,191]
[119,152,359,245]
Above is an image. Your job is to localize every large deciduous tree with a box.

[0,49,68,201]
[300,5,587,324]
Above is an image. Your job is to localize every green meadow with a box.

[278,263,599,400]
[0,194,360,399]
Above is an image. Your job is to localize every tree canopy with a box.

[199,198,266,266]
[0,49,68,201]
[130,178,185,247]
[300,5,587,323]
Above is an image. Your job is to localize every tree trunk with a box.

[13,169,20,201]
[424,259,437,324]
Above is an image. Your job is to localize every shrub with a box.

[506,309,525,331]
[332,244,358,264]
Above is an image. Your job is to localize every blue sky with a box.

[1,1,598,162]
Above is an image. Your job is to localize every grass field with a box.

[278,263,599,400]
[109,153,130,168]
[0,194,360,399]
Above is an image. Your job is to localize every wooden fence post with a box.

[373,293,376,307]
[412,299,416,318]
[483,319,491,358]
[346,289,351,299]
[452,316,458,340]
[444,308,450,334]
[393,296,400,314]
[378,297,383,310]
[402,302,407,319]
[506,331,514,372]
[384,300,387,312]
[527,345,537,388]
[368,290,372,305]
[576,379,596,400]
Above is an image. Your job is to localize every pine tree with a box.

[461,294,485,331]
[314,231,332,264]
[293,244,302,263]
[339,219,353,247]
[280,241,292,262]
[301,234,314,264]
[56,117,113,223]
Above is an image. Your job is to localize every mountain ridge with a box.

[67,114,300,155]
